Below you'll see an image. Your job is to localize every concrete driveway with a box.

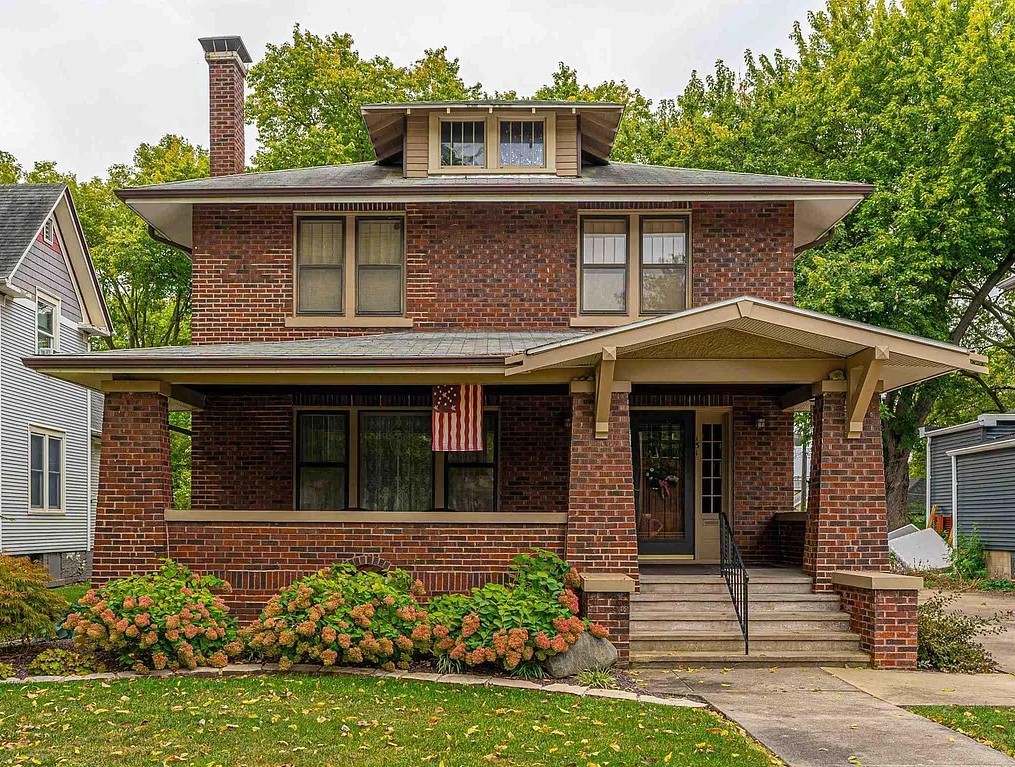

[921,588,1015,673]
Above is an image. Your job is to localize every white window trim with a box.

[290,212,411,327]
[42,217,54,244]
[428,111,557,175]
[35,289,61,353]
[28,425,66,515]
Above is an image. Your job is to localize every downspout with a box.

[86,390,92,551]
[950,453,958,545]
[925,435,932,527]
[147,225,192,256]
[0,298,3,552]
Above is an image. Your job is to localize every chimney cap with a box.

[199,36,252,63]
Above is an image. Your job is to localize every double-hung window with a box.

[296,412,348,510]
[445,412,497,511]
[580,218,629,314]
[296,219,344,314]
[640,218,688,314]
[36,297,57,352]
[356,219,404,315]
[30,428,63,512]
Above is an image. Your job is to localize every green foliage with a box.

[53,582,92,607]
[0,556,69,644]
[917,591,1012,672]
[951,530,989,580]
[427,550,605,672]
[170,411,192,509]
[247,26,482,170]
[63,561,241,673]
[576,667,618,689]
[27,648,105,676]
[242,563,428,671]
[0,662,12,679]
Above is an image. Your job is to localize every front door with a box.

[632,411,695,555]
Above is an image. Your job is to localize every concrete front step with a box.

[630,649,871,668]
[631,612,853,633]
[631,631,862,654]
[631,592,843,612]
[639,580,813,595]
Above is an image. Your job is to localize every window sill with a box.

[165,509,568,525]
[28,509,66,517]
[285,315,415,329]
[569,315,637,328]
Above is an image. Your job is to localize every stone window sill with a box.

[165,509,567,525]
[285,315,414,329]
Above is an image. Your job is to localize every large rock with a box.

[545,632,618,679]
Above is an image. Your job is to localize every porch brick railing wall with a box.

[803,392,890,590]
[190,201,794,344]
[834,583,919,669]
[92,391,171,584]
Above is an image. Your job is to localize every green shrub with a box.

[0,662,13,679]
[0,555,68,643]
[981,578,1015,593]
[427,549,607,675]
[950,530,988,580]
[27,648,104,676]
[576,667,618,689]
[62,560,241,674]
[918,592,1013,672]
[241,563,428,671]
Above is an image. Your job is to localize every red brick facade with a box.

[93,392,171,583]
[190,201,795,343]
[804,392,890,590]
[206,53,246,177]
[834,584,919,669]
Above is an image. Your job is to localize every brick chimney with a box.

[199,36,252,177]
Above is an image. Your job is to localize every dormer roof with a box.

[361,100,625,165]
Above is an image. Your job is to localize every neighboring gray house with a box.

[921,414,1015,579]
[0,184,112,581]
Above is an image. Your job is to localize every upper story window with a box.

[499,120,544,167]
[295,215,406,319]
[36,296,58,353]
[42,218,54,244]
[440,120,486,167]
[578,213,691,319]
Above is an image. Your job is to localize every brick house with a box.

[29,36,983,668]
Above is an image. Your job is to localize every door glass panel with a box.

[635,421,689,547]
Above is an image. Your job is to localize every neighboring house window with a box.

[445,412,498,511]
[640,218,688,314]
[359,412,433,511]
[440,120,486,167]
[296,412,348,510]
[30,428,63,512]
[36,297,58,352]
[356,219,404,315]
[580,218,628,314]
[296,219,345,314]
[499,120,545,167]
[43,218,54,244]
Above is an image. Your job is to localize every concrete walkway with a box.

[637,667,1015,766]
[824,667,1015,706]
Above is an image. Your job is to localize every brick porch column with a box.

[567,389,639,663]
[803,391,889,591]
[92,388,172,584]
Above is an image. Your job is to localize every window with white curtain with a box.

[296,219,344,314]
[358,412,433,511]
[499,120,545,167]
[356,219,404,315]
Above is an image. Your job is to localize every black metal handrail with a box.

[718,511,750,655]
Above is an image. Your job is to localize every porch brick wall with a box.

[92,392,171,584]
[582,592,631,666]
[834,584,919,669]
[167,522,567,622]
[804,392,890,590]
[190,201,795,343]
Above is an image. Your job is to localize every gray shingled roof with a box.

[67,331,586,361]
[117,161,870,198]
[0,184,65,276]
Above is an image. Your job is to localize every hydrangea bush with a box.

[427,549,607,675]
[62,561,242,673]
[241,563,428,671]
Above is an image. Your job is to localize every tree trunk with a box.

[883,440,913,532]
[881,388,936,532]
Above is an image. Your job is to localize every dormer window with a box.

[500,120,545,167]
[440,121,486,167]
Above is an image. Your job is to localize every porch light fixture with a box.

[754,416,767,430]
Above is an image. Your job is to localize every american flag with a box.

[432,384,484,452]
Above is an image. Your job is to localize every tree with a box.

[0,150,22,183]
[641,0,1015,529]
[247,26,483,170]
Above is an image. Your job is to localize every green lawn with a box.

[909,706,1015,757]
[0,674,775,766]
[51,582,91,605]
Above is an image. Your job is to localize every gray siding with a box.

[955,447,1015,551]
[9,226,83,322]
[986,421,1015,441]
[929,428,982,515]
[0,296,91,555]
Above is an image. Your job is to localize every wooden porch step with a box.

[631,611,852,633]
[630,649,871,668]
[631,593,842,612]
[631,630,861,654]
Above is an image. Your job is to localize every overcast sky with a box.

[0,0,824,179]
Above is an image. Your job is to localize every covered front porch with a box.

[27,297,984,666]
